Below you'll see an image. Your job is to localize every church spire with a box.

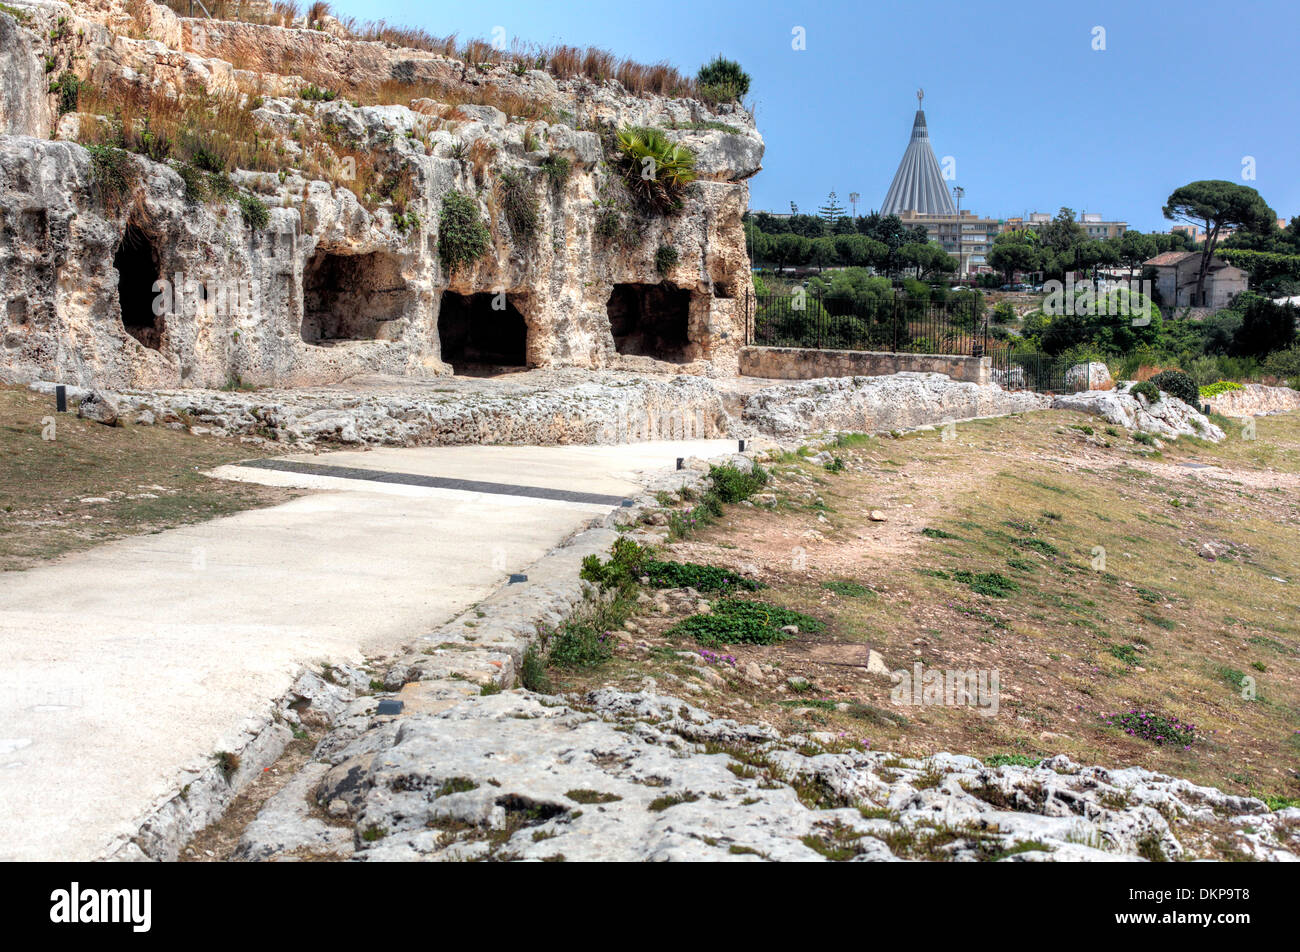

[880,93,956,216]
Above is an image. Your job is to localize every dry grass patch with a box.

[560,410,1300,804]
[0,388,300,571]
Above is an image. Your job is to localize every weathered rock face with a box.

[740,373,1052,438]
[0,0,762,389]
[33,370,734,447]
[0,8,52,138]
[1053,385,1225,442]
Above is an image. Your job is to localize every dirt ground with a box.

[0,386,300,571]
[554,408,1300,805]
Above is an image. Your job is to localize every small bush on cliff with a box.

[299,84,338,102]
[86,145,138,214]
[237,193,270,230]
[654,244,679,275]
[49,71,82,116]
[540,154,572,189]
[438,190,490,275]
[1148,370,1198,407]
[695,56,751,104]
[613,126,696,213]
[497,169,539,241]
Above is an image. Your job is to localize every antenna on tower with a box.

[917,88,924,107]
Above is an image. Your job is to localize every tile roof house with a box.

[1143,251,1248,308]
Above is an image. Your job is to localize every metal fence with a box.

[743,287,1077,394]
[988,346,1069,393]
[744,288,989,358]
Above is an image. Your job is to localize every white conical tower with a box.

[880,90,956,216]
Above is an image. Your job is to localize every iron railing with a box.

[742,287,1081,394]
[744,288,989,358]
[987,346,1069,393]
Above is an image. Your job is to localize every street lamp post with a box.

[953,186,965,283]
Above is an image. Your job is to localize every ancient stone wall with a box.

[0,0,763,389]
[739,345,991,385]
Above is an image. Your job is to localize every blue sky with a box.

[330,0,1299,232]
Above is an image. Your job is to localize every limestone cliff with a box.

[0,0,763,388]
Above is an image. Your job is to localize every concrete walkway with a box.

[0,439,730,861]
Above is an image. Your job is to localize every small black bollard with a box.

[738,439,746,453]
[676,457,684,470]
[55,385,67,413]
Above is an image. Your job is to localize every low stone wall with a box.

[1205,383,1300,418]
[740,346,990,385]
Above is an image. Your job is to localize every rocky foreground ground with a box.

[233,683,1299,862]
[109,437,1299,863]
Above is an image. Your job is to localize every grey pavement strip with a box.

[237,458,634,506]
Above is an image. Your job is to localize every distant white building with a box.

[1144,251,1248,308]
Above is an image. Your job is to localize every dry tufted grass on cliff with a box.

[155,0,699,99]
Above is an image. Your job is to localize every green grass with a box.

[821,579,874,598]
[983,754,1042,768]
[667,599,825,647]
[644,560,765,593]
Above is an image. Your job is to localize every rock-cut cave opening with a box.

[114,222,164,350]
[301,250,413,343]
[607,282,693,363]
[437,291,529,371]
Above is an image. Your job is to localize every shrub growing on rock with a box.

[49,70,81,116]
[613,126,696,212]
[438,190,490,274]
[497,168,539,241]
[237,193,270,230]
[708,462,769,502]
[695,56,751,103]
[1129,380,1160,404]
[86,145,138,214]
[539,153,571,189]
[1148,370,1198,407]
[654,244,679,275]
[580,538,652,590]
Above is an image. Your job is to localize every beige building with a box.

[1144,251,1248,308]
[1002,212,1127,239]
[898,209,1000,275]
